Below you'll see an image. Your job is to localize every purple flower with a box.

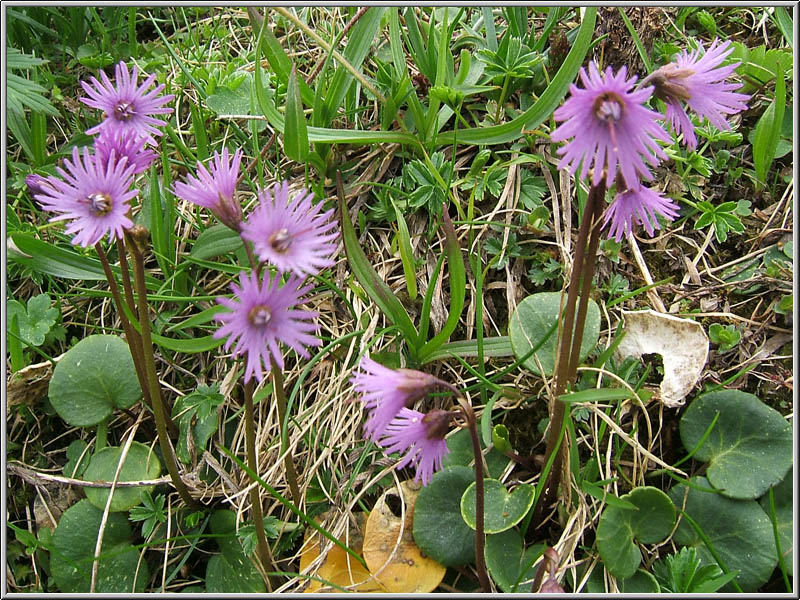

[172,148,244,231]
[25,173,52,198]
[94,128,157,175]
[550,63,671,188]
[374,408,452,485]
[80,61,174,144]
[34,147,137,247]
[213,270,321,382]
[603,183,679,242]
[351,356,446,441]
[645,39,749,150]
[240,181,338,277]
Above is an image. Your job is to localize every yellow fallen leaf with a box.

[298,511,386,593]
[362,480,446,593]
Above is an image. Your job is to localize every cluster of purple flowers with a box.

[29,61,172,247]
[350,356,456,485]
[550,39,749,242]
[29,59,339,384]
[170,139,337,384]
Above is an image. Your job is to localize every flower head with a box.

[34,147,137,247]
[94,127,157,175]
[173,148,244,231]
[375,408,452,485]
[603,183,679,242]
[645,39,749,150]
[213,270,321,382]
[80,61,174,144]
[550,63,671,188]
[241,181,338,277]
[351,356,446,441]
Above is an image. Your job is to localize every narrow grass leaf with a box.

[418,207,466,361]
[284,64,309,162]
[436,7,596,145]
[752,62,785,184]
[337,174,419,353]
[392,200,418,300]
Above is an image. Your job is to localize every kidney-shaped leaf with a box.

[759,469,793,576]
[509,292,600,376]
[596,486,676,579]
[51,499,148,593]
[83,442,161,512]
[680,390,792,499]
[484,529,545,592]
[669,476,777,592]
[49,335,141,427]
[413,466,475,567]
[461,479,535,534]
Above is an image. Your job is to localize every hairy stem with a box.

[244,379,278,591]
[125,232,199,510]
[459,399,491,593]
[95,242,154,412]
[535,182,605,522]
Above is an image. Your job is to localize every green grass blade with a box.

[337,174,419,355]
[436,7,596,145]
[418,208,466,361]
[417,253,445,347]
[392,200,418,300]
[422,336,514,363]
[752,61,785,184]
[285,64,309,162]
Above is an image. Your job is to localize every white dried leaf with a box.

[614,310,709,407]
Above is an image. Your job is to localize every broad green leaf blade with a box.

[150,332,225,354]
[338,176,419,352]
[83,442,161,512]
[49,335,142,427]
[679,390,792,499]
[8,232,159,288]
[189,224,243,260]
[252,16,316,106]
[461,479,535,533]
[51,499,148,593]
[436,7,597,145]
[752,62,785,184]
[413,466,475,566]
[284,64,309,162]
[509,292,601,376]
[418,209,466,360]
[596,486,676,579]
[422,336,513,363]
[485,529,545,593]
[669,476,778,592]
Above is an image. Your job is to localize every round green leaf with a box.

[412,466,475,566]
[49,335,142,427]
[461,479,535,534]
[51,499,148,593]
[83,442,161,512]
[619,569,660,593]
[759,469,793,576]
[204,509,266,593]
[679,390,792,499]
[596,486,675,579]
[669,476,778,592]
[484,529,545,592]
[441,428,510,478]
[509,292,600,376]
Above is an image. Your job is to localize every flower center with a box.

[269,228,293,253]
[114,101,136,122]
[593,92,625,123]
[248,304,272,327]
[88,192,113,215]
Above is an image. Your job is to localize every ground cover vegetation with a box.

[5,5,795,594]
